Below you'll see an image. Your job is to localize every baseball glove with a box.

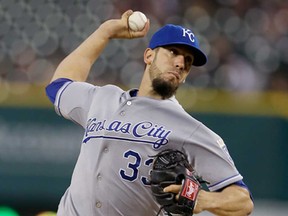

[150,149,202,216]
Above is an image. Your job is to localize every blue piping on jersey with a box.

[83,135,167,149]
[45,78,73,103]
[209,173,240,189]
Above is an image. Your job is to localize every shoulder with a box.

[102,84,123,91]
[67,83,124,95]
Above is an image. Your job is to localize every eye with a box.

[185,56,193,68]
[169,48,179,56]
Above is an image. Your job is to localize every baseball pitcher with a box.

[45,10,254,216]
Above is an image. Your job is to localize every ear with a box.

[144,48,154,65]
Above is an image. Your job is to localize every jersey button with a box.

[104,147,109,153]
[126,101,132,106]
[97,174,102,181]
[120,111,125,116]
[96,201,102,208]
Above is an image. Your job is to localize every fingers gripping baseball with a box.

[100,10,149,39]
[124,10,150,38]
[105,10,131,39]
[128,11,147,31]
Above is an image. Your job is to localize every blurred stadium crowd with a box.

[0,0,288,95]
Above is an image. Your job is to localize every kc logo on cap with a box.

[148,24,207,66]
[182,28,195,43]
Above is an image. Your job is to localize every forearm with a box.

[194,185,254,216]
[51,24,111,82]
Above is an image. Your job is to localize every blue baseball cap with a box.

[149,24,207,66]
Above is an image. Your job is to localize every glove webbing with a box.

[152,149,193,172]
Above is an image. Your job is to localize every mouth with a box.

[167,71,180,80]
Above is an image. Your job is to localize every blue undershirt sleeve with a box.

[216,180,254,202]
[45,78,73,104]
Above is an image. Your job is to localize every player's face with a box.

[149,46,194,99]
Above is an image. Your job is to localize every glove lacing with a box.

[156,206,174,216]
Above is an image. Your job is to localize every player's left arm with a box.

[164,183,254,216]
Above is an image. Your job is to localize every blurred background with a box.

[0,0,287,215]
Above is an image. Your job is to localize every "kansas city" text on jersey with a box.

[83,117,172,149]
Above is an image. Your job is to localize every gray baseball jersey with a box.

[53,81,242,216]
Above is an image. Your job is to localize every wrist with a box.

[96,21,115,40]
[194,190,218,212]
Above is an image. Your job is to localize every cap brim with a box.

[188,46,207,66]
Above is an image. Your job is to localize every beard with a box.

[149,62,178,99]
[152,78,178,99]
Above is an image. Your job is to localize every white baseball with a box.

[128,11,147,31]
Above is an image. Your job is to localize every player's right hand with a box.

[99,10,150,40]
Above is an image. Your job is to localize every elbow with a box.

[232,185,255,215]
[246,197,254,215]
[235,184,255,215]
[241,189,254,215]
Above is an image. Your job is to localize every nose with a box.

[174,55,185,71]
